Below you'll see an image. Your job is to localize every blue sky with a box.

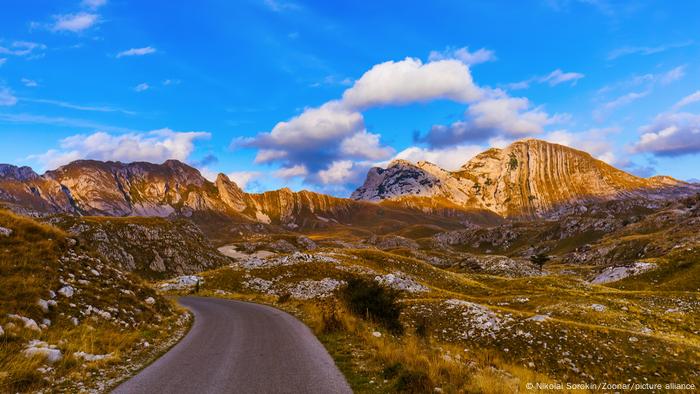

[1,0,699,195]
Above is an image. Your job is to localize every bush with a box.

[341,277,403,334]
[320,303,344,334]
[394,369,433,393]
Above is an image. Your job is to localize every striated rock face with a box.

[352,139,699,217]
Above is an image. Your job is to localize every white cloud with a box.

[673,91,700,110]
[508,68,584,90]
[659,65,685,85]
[21,78,38,87]
[428,46,496,66]
[632,112,700,156]
[82,0,107,9]
[254,149,288,163]
[117,46,156,58]
[607,41,693,60]
[593,90,649,121]
[227,171,262,189]
[29,129,210,170]
[0,87,17,106]
[274,164,308,179]
[318,160,360,185]
[254,101,364,152]
[540,69,585,86]
[469,96,559,136]
[0,41,46,57]
[342,57,482,109]
[134,83,150,92]
[51,13,99,32]
[24,98,135,115]
[387,144,483,171]
[339,130,395,160]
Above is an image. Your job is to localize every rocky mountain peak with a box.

[352,138,697,217]
[0,164,39,181]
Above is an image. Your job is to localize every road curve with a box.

[113,296,352,394]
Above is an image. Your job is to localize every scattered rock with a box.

[38,299,50,313]
[0,226,12,237]
[374,272,428,293]
[58,286,75,298]
[74,351,112,362]
[23,340,62,363]
[527,314,550,322]
[144,297,156,305]
[590,262,658,284]
[372,331,382,338]
[590,304,606,312]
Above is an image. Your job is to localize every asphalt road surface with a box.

[113,296,352,394]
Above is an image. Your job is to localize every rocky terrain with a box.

[0,210,189,393]
[352,139,699,217]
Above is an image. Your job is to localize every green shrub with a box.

[341,277,403,334]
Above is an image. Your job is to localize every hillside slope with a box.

[0,210,187,392]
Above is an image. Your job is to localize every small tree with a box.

[530,253,550,271]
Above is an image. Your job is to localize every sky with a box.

[1,0,699,195]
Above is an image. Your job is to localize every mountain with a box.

[352,138,698,217]
[0,160,467,231]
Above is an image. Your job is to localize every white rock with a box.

[374,272,428,293]
[0,325,4,336]
[629,336,638,342]
[74,351,111,362]
[48,290,56,299]
[70,317,79,326]
[590,262,657,284]
[372,331,382,338]
[527,314,550,322]
[144,297,156,305]
[38,299,49,313]
[58,286,74,298]
[42,319,51,326]
[590,304,606,312]
[23,341,62,363]
[0,226,12,237]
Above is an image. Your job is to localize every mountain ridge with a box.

[1,139,697,221]
[352,138,697,217]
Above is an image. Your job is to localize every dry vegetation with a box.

[0,210,188,393]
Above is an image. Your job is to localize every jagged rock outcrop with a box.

[353,139,698,217]
[0,160,360,226]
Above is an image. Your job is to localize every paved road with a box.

[113,296,352,394]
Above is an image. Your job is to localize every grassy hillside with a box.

[0,210,189,393]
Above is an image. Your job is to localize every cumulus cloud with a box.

[244,55,561,188]
[673,91,700,110]
[117,46,156,58]
[386,144,484,171]
[632,112,700,156]
[339,130,395,160]
[318,160,365,185]
[29,129,210,170]
[428,46,496,66]
[51,13,100,32]
[342,57,482,109]
[274,164,308,179]
[0,87,18,106]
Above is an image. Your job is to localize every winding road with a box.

[113,296,352,394]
